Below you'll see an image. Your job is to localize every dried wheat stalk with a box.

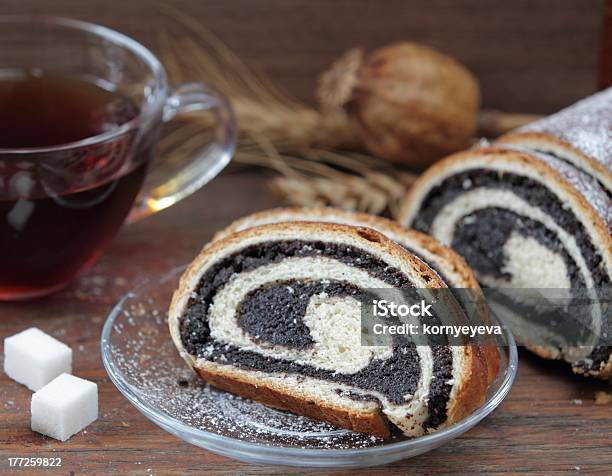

[157,7,538,218]
[156,9,418,217]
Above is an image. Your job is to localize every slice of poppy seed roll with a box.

[399,147,611,379]
[215,206,500,383]
[497,87,612,196]
[169,222,489,438]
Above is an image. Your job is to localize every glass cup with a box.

[0,16,237,300]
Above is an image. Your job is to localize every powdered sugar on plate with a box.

[104,266,388,449]
[102,266,516,467]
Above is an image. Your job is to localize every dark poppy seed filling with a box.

[198,340,422,405]
[179,239,455,429]
[413,168,610,370]
[180,240,418,355]
[451,208,586,288]
[402,244,450,284]
[412,169,609,288]
[237,280,360,348]
[427,346,455,428]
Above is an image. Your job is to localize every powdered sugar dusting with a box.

[518,88,612,172]
[104,269,389,450]
[499,145,612,228]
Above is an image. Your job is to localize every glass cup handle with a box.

[127,82,237,222]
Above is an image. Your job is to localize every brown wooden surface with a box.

[1,1,612,474]
[1,168,611,475]
[0,0,606,113]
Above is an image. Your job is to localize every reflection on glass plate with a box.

[101,265,517,468]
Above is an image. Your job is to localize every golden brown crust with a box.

[496,131,612,193]
[481,346,501,385]
[193,364,390,438]
[446,346,489,423]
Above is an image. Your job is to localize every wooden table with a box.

[1,167,611,475]
[1,1,612,473]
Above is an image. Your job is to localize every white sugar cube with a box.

[4,327,72,391]
[31,373,98,441]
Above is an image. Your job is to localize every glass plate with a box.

[101,265,517,468]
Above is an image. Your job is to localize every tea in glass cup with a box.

[0,17,236,299]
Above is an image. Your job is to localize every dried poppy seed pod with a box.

[318,43,481,170]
